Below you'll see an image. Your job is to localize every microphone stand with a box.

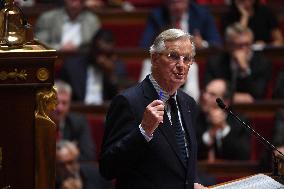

[216,98,284,177]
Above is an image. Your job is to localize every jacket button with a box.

[185,180,189,185]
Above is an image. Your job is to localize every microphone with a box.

[216,98,284,176]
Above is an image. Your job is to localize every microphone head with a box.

[216,98,226,109]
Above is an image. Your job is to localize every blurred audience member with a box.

[52,80,96,161]
[85,0,105,9]
[56,140,113,189]
[204,23,271,104]
[222,0,283,48]
[140,0,222,49]
[59,29,127,104]
[35,0,101,52]
[196,79,251,161]
[259,109,284,173]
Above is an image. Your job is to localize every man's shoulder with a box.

[80,9,100,21]
[120,81,144,98]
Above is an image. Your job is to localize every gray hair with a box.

[149,28,196,57]
[56,140,79,158]
[225,23,254,42]
[54,80,72,95]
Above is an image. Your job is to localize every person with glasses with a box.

[204,23,271,104]
[221,0,283,48]
[99,28,207,189]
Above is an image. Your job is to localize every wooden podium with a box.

[0,42,57,189]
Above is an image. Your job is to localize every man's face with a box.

[202,80,226,112]
[152,37,193,93]
[64,0,83,14]
[235,0,255,11]
[228,33,252,53]
[53,90,71,122]
[167,0,189,19]
[56,147,79,179]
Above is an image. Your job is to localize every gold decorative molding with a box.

[0,69,27,81]
[35,86,57,189]
[35,87,57,124]
[2,186,11,189]
[36,68,49,82]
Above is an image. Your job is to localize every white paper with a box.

[211,174,284,189]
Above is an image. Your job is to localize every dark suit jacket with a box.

[59,55,118,102]
[99,76,198,189]
[140,2,221,49]
[204,51,271,99]
[62,113,95,161]
[195,109,251,160]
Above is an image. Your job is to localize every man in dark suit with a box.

[204,23,271,104]
[140,0,221,49]
[52,80,96,161]
[99,29,207,189]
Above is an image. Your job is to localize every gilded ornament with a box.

[35,87,57,124]
[0,69,27,80]
[36,68,49,82]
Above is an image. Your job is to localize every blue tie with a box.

[168,97,188,165]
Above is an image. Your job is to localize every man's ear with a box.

[151,53,159,68]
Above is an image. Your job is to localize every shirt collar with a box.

[149,74,177,102]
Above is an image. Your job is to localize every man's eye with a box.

[169,53,179,60]
[183,56,191,62]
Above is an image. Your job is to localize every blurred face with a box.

[201,79,226,112]
[227,32,253,54]
[93,39,114,60]
[167,0,189,19]
[64,0,83,17]
[235,0,255,11]
[152,37,194,95]
[56,147,79,179]
[53,90,71,122]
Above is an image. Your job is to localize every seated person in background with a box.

[204,23,271,104]
[221,0,283,48]
[59,29,127,104]
[52,80,96,161]
[85,0,105,9]
[35,0,101,52]
[259,73,284,172]
[259,109,284,173]
[196,78,251,161]
[140,0,222,49]
[56,140,113,189]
